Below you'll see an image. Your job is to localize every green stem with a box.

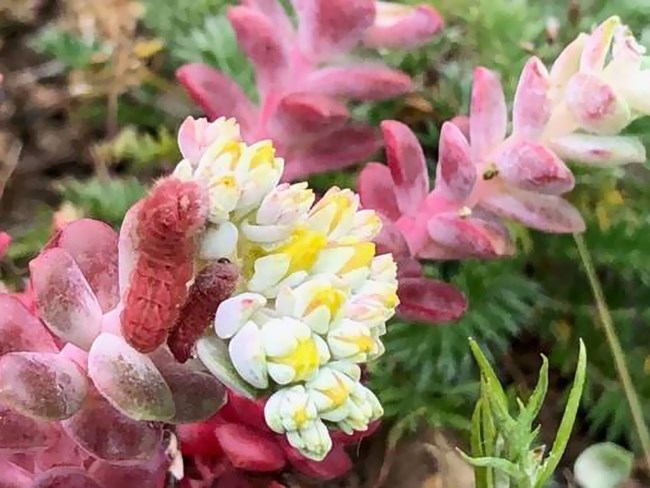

[573,232,650,470]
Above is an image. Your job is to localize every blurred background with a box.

[1,0,650,486]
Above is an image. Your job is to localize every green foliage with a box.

[97,126,181,171]
[56,177,146,227]
[142,0,255,96]
[32,27,103,69]
[370,259,540,430]
[464,339,587,488]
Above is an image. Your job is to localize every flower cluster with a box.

[177,0,443,180]
[173,115,398,461]
[359,17,649,323]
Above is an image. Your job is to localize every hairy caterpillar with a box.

[168,258,239,363]
[121,177,208,353]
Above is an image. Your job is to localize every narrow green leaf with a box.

[534,340,587,488]
[481,390,497,488]
[471,399,488,488]
[469,338,509,410]
[458,453,522,479]
[521,355,549,428]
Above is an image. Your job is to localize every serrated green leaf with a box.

[458,453,522,479]
[520,355,549,430]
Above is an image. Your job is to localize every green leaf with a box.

[573,443,634,488]
[458,453,522,479]
[520,355,549,430]
[195,333,260,399]
[469,338,509,410]
[471,399,489,488]
[535,339,587,488]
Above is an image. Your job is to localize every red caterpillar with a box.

[121,177,208,353]
[168,259,239,362]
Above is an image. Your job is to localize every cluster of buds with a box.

[177,0,443,180]
[359,17,648,308]
[173,115,398,463]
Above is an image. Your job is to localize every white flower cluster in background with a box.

[174,116,399,461]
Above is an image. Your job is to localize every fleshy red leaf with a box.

[31,467,103,488]
[270,93,349,139]
[293,0,375,60]
[62,388,164,463]
[513,57,551,138]
[427,213,514,258]
[225,390,271,433]
[176,64,256,133]
[397,277,467,323]
[305,65,413,101]
[358,162,401,222]
[0,352,89,420]
[493,138,575,195]
[88,333,175,421]
[436,121,475,201]
[470,67,507,160]
[374,218,411,258]
[282,439,352,480]
[177,414,224,457]
[382,120,430,215]
[330,419,380,445]
[0,294,57,355]
[30,248,102,351]
[45,219,119,312]
[284,125,381,181]
[363,3,443,50]
[481,187,586,233]
[88,452,168,488]
[214,423,286,472]
[150,348,226,424]
[0,404,58,451]
[228,6,288,94]
[0,459,32,487]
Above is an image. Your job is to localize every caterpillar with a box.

[121,177,208,354]
[168,258,239,363]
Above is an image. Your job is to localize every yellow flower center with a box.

[250,141,276,169]
[293,406,310,429]
[322,377,350,409]
[306,286,347,318]
[339,334,375,354]
[275,227,327,275]
[272,337,320,381]
[339,242,376,274]
[384,291,400,309]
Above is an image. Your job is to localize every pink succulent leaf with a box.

[87,333,175,421]
[228,6,289,95]
[35,429,92,472]
[31,467,103,488]
[45,219,119,313]
[176,64,257,131]
[0,404,58,451]
[88,453,168,488]
[0,352,88,420]
[549,33,587,90]
[30,248,102,351]
[435,121,475,202]
[118,200,141,297]
[283,124,381,181]
[242,0,294,45]
[0,231,10,260]
[282,438,352,480]
[0,458,33,487]
[292,0,376,61]
[580,17,618,73]
[513,57,551,139]
[450,115,470,141]
[549,134,647,166]
[396,256,423,279]
[150,348,226,424]
[269,93,349,139]
[416,240,471,260]
[363,3,443,50]
[374,219,411,258]
[470,67,508,161]
[305,65,413,101]
[225,390,272,433]
[493,139,575,195]
[397,277,468,323]
[565,72,631,135]
[214,423,286,472]
[427,213,514,259]
[480,187,586,233]
[62,388,164,463]
[0,294,57,355]
[382,120,430,215]
[358,162,401,222]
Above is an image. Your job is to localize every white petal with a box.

[200,222,239,260]
[247,255,290,293]
[267,363,297,385]
[214,293,267,339]
[228,321,268,389]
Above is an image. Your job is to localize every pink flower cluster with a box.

[360,18,648,323]
[177,0,443,180]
